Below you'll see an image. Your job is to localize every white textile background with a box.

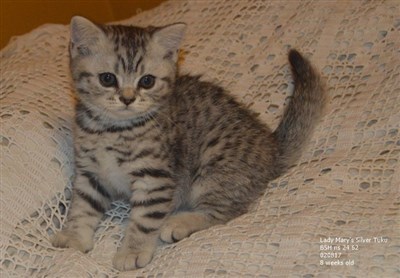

[1,1,399,277]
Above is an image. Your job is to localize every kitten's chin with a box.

[107,106,158,123]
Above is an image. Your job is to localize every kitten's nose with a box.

[120,88,136,106]
[119,96,135,106]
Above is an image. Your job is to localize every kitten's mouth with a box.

[117,105,135,112]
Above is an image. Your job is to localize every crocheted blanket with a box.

[1,1,399,276]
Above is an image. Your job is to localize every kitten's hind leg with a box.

[160,212,215,243]
[160,173,256,243]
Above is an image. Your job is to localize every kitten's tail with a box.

[272,49,327,175]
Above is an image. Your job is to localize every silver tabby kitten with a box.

[51,16,327,271]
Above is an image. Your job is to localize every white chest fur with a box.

[94,147,132,198]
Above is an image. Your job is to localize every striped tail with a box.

[272,49,328,175]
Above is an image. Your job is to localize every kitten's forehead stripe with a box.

[101,24,150,74]
[140,64,145,75]
[114,61,119,75]
[117,54,127,72]
[135,56,143,74]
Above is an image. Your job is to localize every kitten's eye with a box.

[99,72,118,88]
[138,75,156,89]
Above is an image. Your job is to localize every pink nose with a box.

[119,96,135,105]
[120,87,136,105]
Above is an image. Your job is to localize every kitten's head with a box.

[69,16,186,121]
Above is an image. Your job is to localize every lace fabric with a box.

[1,0,399,276]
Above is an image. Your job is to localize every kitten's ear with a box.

[70,16,104,55]
[152,23,187,54]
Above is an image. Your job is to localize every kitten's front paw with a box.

[51,230,94,253]
[113,248,154,271]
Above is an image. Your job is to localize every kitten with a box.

[51,16,327,271]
